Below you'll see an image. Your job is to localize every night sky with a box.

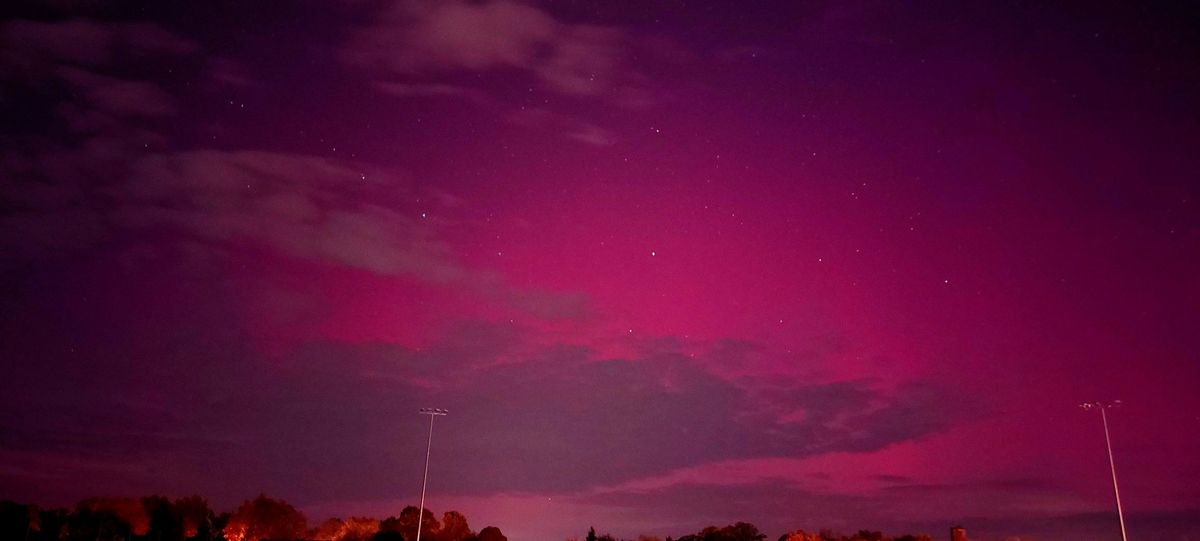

[2,1,1199,540]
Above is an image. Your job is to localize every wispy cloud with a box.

[342,0,628,97]
[508,107,617,147]
[376,82,480,99]
[341,0,678,145]
[0,15,592,321]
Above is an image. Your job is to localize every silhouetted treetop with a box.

[223,494,307,541]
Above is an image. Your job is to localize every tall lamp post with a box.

[1080,400,1127,541]
[416,408,448,541]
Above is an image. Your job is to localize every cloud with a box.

[373,81,496,110]
[325,332,960,495]
[0,19,197,75]
[342,1,670,145]
[0,19,115,68]
[508,107,617,147]
[376,82,479,99]
[110,150,593,319]
[5,135,590,322]
[342,0,634,98]
[0,19,195,263]
[497,286,593,320]
[566,124,617,147]
[58,67,177,117]
[0,294,964,506]
[204,57,257,87]
[0,16,591,321]
[116,150,463,282]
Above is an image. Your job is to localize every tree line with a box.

[581,523,936,541]
[0,494,507,541]
[2,495,944,541]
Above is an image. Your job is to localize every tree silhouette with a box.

[77,497,148,537]
[35,507,69,541]
[144,496,181,541]
[174,495,214,541]
[476,526,507,541]
[380,506,439,541]
[681,522,765,541]
[313,517,349,541]
[439,511,472,541]
[0,501,36,541]
[223,494,307,541]
[343,517,382,541]
[0,494,949,541]
[779,530,822,541]
[67,505,131,541]
[212,511,231,541]
[313,516,381,541]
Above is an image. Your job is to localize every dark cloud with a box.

[410,340,967,493]
[497,286,593,321]
[878,478,1055,494]
[0,19,115,68]
[58,67,177,117]
[0,18,194,262]
[0,19,196,74]
[872,474,914,484]
[0,261,966,506]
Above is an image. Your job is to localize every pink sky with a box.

[2,2,1198,540]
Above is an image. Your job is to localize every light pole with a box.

[416,408,448,541]
[1080,400,1127,541]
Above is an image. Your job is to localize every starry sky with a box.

[1,1,1199,540]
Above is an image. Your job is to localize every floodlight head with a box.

[419,407,449,416]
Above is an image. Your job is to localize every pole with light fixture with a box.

[1080,400,1127,541]
[416,408,448,541]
